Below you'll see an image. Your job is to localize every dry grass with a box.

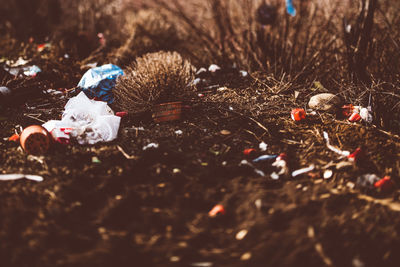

[114,51,195,114]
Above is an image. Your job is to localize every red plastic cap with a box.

[291,108,306,121]
[374,176,395,193]
[116,111,128,118]
[243,148,256,156]
[209,204,225,217]
[348,113,361,122]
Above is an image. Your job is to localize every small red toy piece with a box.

[374,176,395,193]
[348,113,361,122]
[243,148,256,156]
[291,108,306,121]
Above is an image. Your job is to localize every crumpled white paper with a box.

[43,92,121,145]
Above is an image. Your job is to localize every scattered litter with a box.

[374,176,395,193]
[236,229,248,240]
[292,164,315,178]
[208,64,221,73]
[143,143,159,150]
[240,252,252,261]
[195,67,207,75]
[209,204,225,217]
[37,43,51,52]
[5,65,41,77]
[308,93,341,112]
[92,156,101,163]
[6,57,28,67]
[285,0,296,16]
[347,148,363,162]
[342,104,355,117]
[0,174,43,182]
[173,168,181,174]
[175,130,183,135]
[348,112,361,122]
[291,108,306,121]
[116,111,128,117]
[8,133,20,142]
[239,70,248,77]
[77,64,123,104]
[192,78,201,85]
[240,160,265,176]
[360,107,373,123]
[322,131,350,157]
[323,169,333,179]
[259,141,267,152]
[43,92,121,145]
[117,145,138,160]
[220,129,231,135]
[20,125,51,155]
[243,148,256,156]
[356,174,380,189]
[252,154,277,163]
[0,86,11,99]
[271,153,289,179]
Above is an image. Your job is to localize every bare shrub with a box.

[114,9,185,66]
[114,51,195,114]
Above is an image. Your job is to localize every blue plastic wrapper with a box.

[77,64,123,104]
[285,0,296,16]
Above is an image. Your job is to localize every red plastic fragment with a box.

[37,44,46,52]
[8,133,20,142]
[291,108,306,121]
[342,104,355,117]
[347,148,363,162]
[243,148,256,156]
[374,176,395,193]
[116,111,128,118]
[208,204,225,217]
[348,113,361,122]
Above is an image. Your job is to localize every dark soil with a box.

[2,45,400,267]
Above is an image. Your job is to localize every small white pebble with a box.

[323,169,333,179]
[236,229,248,240]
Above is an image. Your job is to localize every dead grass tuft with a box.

[114,51,195,114]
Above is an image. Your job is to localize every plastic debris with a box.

[323,169,333,179]
[348,112,361,122]
[356,174,380,189]
[239,70,248,77]
[291,108,306,121]
[271,153,289,179]
[252,154,277,163]
[292,164,315,178]
[374,176,395,193]
[322,131,350,157]
[259,141,267,152]
[5,65,41,77]
[236,229,248,240]
[256,3,277,25]
[92,156,101,163]
[43,92,121,145]
[308,93,341,112]
[285,0,296,16]
[196,67,207,75]
[20,125,51,155]
[208,64,221,73]
[347,148,363,162]
[8,133,20,142]
[240,160,265,176]
[342,104,355,117]
[0,174,43,182]
[77,64,123,104]
[143,143,159,150]
[37,43,51,52]
[116,111,128,117]
[209,204,225,217]
[243,148,256,156]
[360,107,373,123]
[175,130,183,135]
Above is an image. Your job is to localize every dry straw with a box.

[114,51,195,114]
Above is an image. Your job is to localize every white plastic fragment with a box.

[0,174,43,182]
[271,154,289,179]
[322,131,350,157]
[259,141,267,152]
[239,70,248,77]
[208,64,221,73]
[192,78,201,85]
[236,229,248,240]
[292,164,315,177]
[323,169,333,179]
[360,107,373,123]
[43,92,121,145]
[175,130,183,135]
[143,143,159,150]
[195,67,207,75]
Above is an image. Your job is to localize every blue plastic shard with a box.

[252,154,278,163]
[285,0,296,16]
[77,64,123,104]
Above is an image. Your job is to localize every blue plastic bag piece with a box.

[285,0,296,16]
[252,154,278,163]
[77,64,123,104]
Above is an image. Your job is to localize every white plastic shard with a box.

[0,174,43,182]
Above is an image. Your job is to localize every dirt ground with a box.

[2,42,400,267]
